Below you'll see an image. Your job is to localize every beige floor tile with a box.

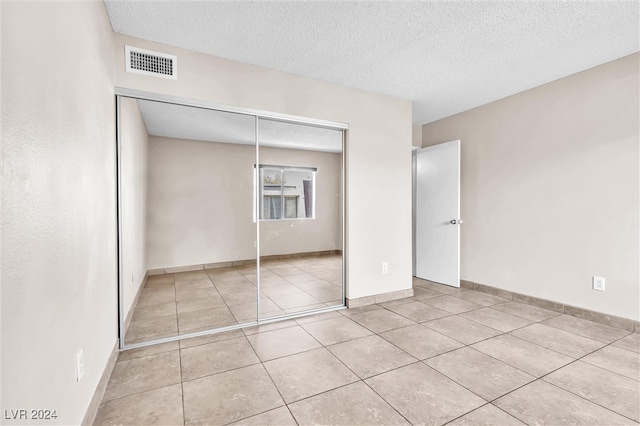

[94,384,184,426]
[246,325,321,361]
[455,291,508,306]
[270,266,305,276]
[182,364,284,425]
[142,282,175,295]
[495,380,635,425]
[412,286,443,299]
[448,404,526,426]
[426,347,535,401]
[294,279,334,292]
[460,307,532,333]
[288,381,410,425]
[472,334,573,377]
[103,351,181,402]
[283,273,317,284]
[146,274,175,285]
[613,332,640,353]
[545,361,640,421]
[306,287,343,303]
[491,301,560,322]
[511,323,605,358]
[365,363,485,425]
[228,298,282,323]
[176,295,226,314]
[284,303,330,314]
[423,315,502,345]
[175,287,220,302]
[215,282,256,296]
[294,310,343,325]
[242,319,298,336]
[260,283,306,297]
[270,291,322,309]
[206,267,243,278]
[177,306,236,333]
[421,295,483,314]
[328,335,417,378]
[213,275,253,286]
[179,329,244,349]
[386,301,451,323]
[180,337,260,381]
[258,276,291,287]
[582,345,639,380]
[174,278,214,290]
[301,316,373,345]
[216,289,257,306]
[349,308,416,333]
[263,348,359,403]
[379,297,417,308]
[229,407,296,426]
[380,324,462,360]
[173,271,208,281]
[118,341,180,362]
[125,315,178,343]
[132,302,176,321]
[137,289,176,307]
[542,315,631,343]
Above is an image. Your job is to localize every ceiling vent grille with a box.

[125,46,177,80]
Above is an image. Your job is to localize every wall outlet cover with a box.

[592,276,605,292]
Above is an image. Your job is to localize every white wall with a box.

[146,136,341,269]
[422,54,639,321]
[120,98,148,317]
[114,34,413,299]
[1,2,116,425]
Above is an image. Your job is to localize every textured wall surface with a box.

[1,2,116,424]
[423,54,639,321]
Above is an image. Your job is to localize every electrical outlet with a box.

[592,276,605,292]
[381,262,389,274]
[76,349,85,382]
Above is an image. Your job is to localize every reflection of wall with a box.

[120,98,149,319]
[422,54,639,321]
[146,136,341,269]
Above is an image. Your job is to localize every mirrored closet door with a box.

[257,118,344,320]
[116,91,346,349]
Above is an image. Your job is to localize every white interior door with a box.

[414,140,460,287]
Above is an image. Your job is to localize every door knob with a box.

[450,219,457,225]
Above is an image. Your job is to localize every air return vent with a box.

[125,46,177,80]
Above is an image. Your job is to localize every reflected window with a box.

[259,166,316,220]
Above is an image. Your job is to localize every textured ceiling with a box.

[106,1,639,124]
[137,99,343,152]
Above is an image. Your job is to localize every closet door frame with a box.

[115,87,348,351]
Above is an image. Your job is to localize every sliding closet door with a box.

[256,118,345,320]
[118,97,258,347]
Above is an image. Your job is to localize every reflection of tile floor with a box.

[98,278,640,425]
[125,255,343,344]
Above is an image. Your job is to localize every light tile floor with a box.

[97,278,640,425]
[126,255,343,344]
